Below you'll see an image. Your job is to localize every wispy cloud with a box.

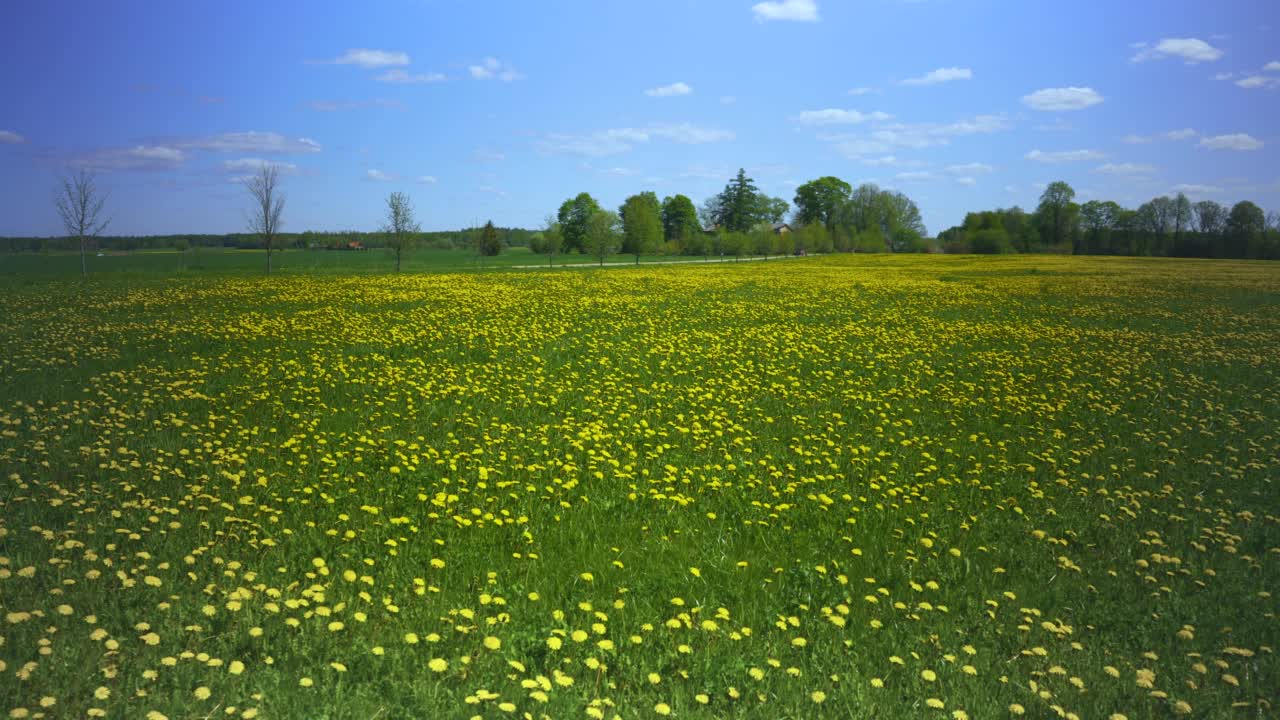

[751,0,819,22]
[900,67,972,86]
[473,149,506,162]
[1021,87,1104,111]
[539,123,734,157]
[944,162,994,175]
[796,109,893,125]
[830,114,1010,158]
[320,49,410,69]
[1094,162,1157,176]
[415,175,438,184]
[1199,133,1263,150]
[366,169,399,182]
[1235,75,1280,89]
[645,82,693,97]
[1025,149,1106,163]
[469,57,523,82]
[376,69,447,84]
[1170,183,1223,195]
[169,131,321,154]
[1130,38,1223,64]
[222,158,298,174]
[895,171,934,182]
[847,87,876,96]
[308,98,404,112]
[1265,60,1280,72]
[0,130,25,144]
[81,145,188,171]
[1121,128,1196,144]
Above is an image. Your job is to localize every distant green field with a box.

[0,247,765,276]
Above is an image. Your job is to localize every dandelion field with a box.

[1,255,1277,719]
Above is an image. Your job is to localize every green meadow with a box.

[0,254,1276,719]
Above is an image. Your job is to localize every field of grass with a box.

[0,254,1276,719]
[0,246,760,276]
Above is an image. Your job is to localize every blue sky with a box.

[1,0,1277,236]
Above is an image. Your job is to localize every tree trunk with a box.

[266,237,273,274]
[79,234,86,276]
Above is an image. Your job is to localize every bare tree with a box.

[54,167,111,276]
[381,191,420,272]
[244,164,285,274]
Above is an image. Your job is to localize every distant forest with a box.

[0,227,538,254]
[8,173,1278,261]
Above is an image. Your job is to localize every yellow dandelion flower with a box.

[921,669,937,682]
[926,698,945,709]
[429,658,448,672]
[194,687,211,700]
[811,690,827,704]
[483,636,501,651]
[299,677,314,688]
[654,702,671,716]
[229,660,245,675]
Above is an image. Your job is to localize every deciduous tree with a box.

[381,191,420,272]
[244,164,285,274]
[54,167,111,277]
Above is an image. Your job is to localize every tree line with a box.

[938,181,1280,259]
[25,167,1280,277]
[532,170,931,265]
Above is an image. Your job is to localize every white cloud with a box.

[603,167,638,176]
[831,114,1010,158]
[1021,87,1104,111]
[900,67,972,86]
[895,171,934,182]
[1094,162,1157,176]
[1025,149,1106,163]
[1131,38,1223,64]
[366,169,399,181]
[539,123,734,157]
[1171,183,1224,195]
[955,177,977,186]
[796,108,893,125]
[847,87,875,96]
[1236,75,1280,89]
[82,145,187,171]
[222,158,298,174]
[325,49,410,69]
[1122,128,1197,144]
[1214,72,1235,81]
[0,130,25,144]
[175,131,321,154]
[861,155,925,168]
[415,175,438,184]
[720,95,737,104]
[1265,61,1280,72]
[469,57,523,82]
[473,149,506,162]
[645,82,692,97]
[376,69,446,84]
[751,0,819,22]
[651,123,735,144]
[944,162,994,175]
[1199,133,1263,150]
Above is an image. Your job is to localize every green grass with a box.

[0,254,1276,719]
[0,246,765,277]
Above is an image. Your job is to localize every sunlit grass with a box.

[0,254,1276,719]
